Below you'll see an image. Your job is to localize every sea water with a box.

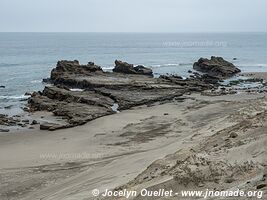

[1,32,267,114]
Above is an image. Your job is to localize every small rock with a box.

[0,85,5,88]
[0,128,10,132]
[22,119,30,123]
[40,122,67,131]
[198,183,205,187]
[164,113,169,115]
[42,78,51,83]
[23,107,30,112]
[225,178,235,183]
[31,120,38,125]
[24,92,31,96]
[256,184,267,189]
[29,127,35,129]
[143,176,149,180]
[229,132,238,138]
[88,62,95,66]
[4,105,12,109]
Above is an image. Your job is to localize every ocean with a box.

[1,32,267,115]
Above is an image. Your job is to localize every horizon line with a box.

[0,31,267,34]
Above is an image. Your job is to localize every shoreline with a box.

[1,57,267,199]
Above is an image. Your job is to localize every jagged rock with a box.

[113,60,153,76]
[29,86,114,127]
[193,56,241,79]
[28,94,59,112]
[27,59,225,130]
[199,74,220,85]
[42,86,114,108]
[159,75,214,91]
[95,87,184,110]
[51,60,103,85]
[53,102,114,125]
[0,114,20,126]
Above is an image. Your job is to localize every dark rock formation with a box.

[0,114,21,127]
[27,59,221,130]
[193,56,241,79]
[159,75,214,91]
[113,60,153,76]
[0,85,5,88]
[29,87,114,126]
[50,60,103,86]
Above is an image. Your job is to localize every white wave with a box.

[30,80,42,83]
[70,88,84,92]
[151,63,179,68]
[162,63,179,66]
[238,63,267,67]
[0,95,30,100]
[102,67,114,70]
[179,63,193,66]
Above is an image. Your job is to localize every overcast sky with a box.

[0,0,267,32]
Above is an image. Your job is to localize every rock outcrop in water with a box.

[193,56,241,79]
[50,60,103,86]
[113,60,153,76]
[28,59,233,130]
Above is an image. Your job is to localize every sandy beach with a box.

[1,84,266,199]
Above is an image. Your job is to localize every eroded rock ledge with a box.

[193,56,241,79]
[28,58,240,130]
